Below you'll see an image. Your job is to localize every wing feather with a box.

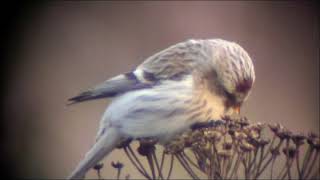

[68,39,208,105]
[68,72,152,104]
[138,39,208,81]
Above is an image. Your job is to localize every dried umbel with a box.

[93,117,319,180]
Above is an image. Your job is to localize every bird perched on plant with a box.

[68,39,255,179]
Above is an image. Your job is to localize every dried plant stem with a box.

[124,147,151,179]
[301,145,313,175]
[280,159,294,180]
[256,154,274,178]
[270,155,276,179]
[296,146,302,178]
[226,151,238,179]
[116,168,121,180]
[96,169,102,179]
[229,151,242,178]
[166,155,174,179]
[108,119,320,180]
[152,151,164,179]
[181,151,203,172]
[146,153,156,179]
[159,150,166,174]
[248,149,257,173]
[176,153,200,179]
[253,146,265,177]
[285,140,291,180]
[304,151,319,179]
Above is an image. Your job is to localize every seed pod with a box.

[282,146,297,159]
[137,138,157,156]
[292,133,306,146]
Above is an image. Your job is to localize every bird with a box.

[68,39,255,179]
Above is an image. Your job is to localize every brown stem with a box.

[296,146,302,178]
[146,153,156,179]
[229,151,242,179]
[285,139,292,180]
[255,154,274,178]
[176,153,200,179]
[248,149,258,173]
[282,158,295,180]
[301,145,313,175]
[304,151,319,179]
[124,147,151,179]
[181,151,203,172]
[166,155,174,180]
[226,151,238,179]
[270,156,276,179]
[152,151,164,179]
[159,151,166,179]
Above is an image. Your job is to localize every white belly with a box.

[102,79,193,140]
[97,76,225,142]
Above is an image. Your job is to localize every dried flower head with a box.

[307,132,320,150]
[236,117,250,127]
[276,127,292,140]
[269,123,281,134]
[93,163,104,171]
[223,142,233,150]
[270,147,280,156]
[235,130,247,140]
[164,139,185,154]
[282,146,297,159]
[111,161,124,169]
[291,133,306,146]
[204,130,222,142]
[137,138,157,156]
[240,140,255,152]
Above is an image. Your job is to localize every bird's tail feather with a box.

[68,128,119,179]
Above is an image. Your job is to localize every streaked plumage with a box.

[68,39,255,179]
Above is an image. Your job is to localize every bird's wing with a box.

[137,40,203,81]
[68,72,153,104]
[68,40,203,104]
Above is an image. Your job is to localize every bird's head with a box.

[208,39,255,115]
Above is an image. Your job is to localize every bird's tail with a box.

[68,128,120,179]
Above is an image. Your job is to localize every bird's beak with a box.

[233,105,241,115]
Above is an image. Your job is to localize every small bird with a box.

[68,39,255,179]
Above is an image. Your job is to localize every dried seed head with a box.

[94,163,104,171]
[235,131,247,140]
[269,123,281,134]
[307,132,320,150]
[240,140,255,152]
[292,133,306,146]
[228,128,236,137]
[282,146,297,159]
[137,138,157,156]
[270,147,280,156]
[276,127,292,140]
[164,139,184,154]
[249,123,265,133]
[247,137,260,147]
[111,161,124,169]
[223,142,233,150]
[237,117,250,127]
[248,129,260,139]
[204,130,222,142]
[259,139,270,147]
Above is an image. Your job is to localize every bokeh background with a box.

[2,1,319,179]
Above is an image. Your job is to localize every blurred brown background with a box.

[2,1,319,179]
